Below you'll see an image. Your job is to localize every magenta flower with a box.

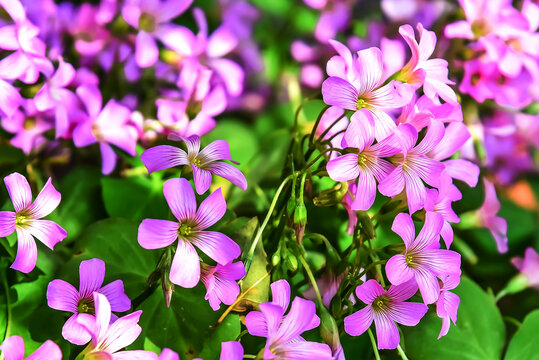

[201,261,246,311]
[344,279,428,350]
[159,348,179,360]
[398,23,457,105]
[435,275,460,339]
[76,293,158,359]
[512,248,539,290]
[141,135,247,195]
[378,122,445,213]
[0,336,62,360]
[47,258,131,345]
[245,280,332,359]
[138,178,241,288]
[121,0,193,68]
[326,109,401,210]
[424,178,462,248]
[478,178,508,253]
[219,342,244,360]
[385,212,461,304]
[322,44,413,140]
[72,84,138,175]
[0,173,66,273]
[303,0,350,44]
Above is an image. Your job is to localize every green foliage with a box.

[504,310,539,360]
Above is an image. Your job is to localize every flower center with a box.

[23,117,37,130]
[372,294,391,312]
[77,298,95,314]
[471,19,491,38]
[405,253,414,265]
[357,98,369,110]
[192,158,202,167]
[15,213,29,227]
[138,13,156,32]
[178,222,194,237]
[470,72,481,86]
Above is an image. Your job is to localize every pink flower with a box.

[47,258,131,345]
[385,212,461,304]
[158,342,244,360]
[245,280,333,359]
[322,43,413,140]
[326,109,401,210]
[138,178,241,288]
[378,122,445,214]
[511,248,539,290]
[0,336,62,360]
[478,178,508,253]
[435,275,460,339]
[0,172,66,273]
[141,135,247,195]
[201,261,246,311]
[344,279,428,349]
[76,293,158,359]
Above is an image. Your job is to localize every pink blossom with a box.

[0,336,62,360]
[201,261,246,311]
[478,178,508,253]
[511,247,539,290]
[435,275,460,339]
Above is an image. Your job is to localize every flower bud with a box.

[319,307,343,357]
[272,250,281,267]
[294,202,307,226]
[285,253,298,272]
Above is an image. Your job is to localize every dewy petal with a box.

[351,170,376,211]
[79,258,106,298]
[194,188,226,229]
[25,219,67,250]
[271,279,291,310]
[27,178,61,219]
[387,301,428,326]
[386,255,415,285]
[344,306,374,336]
[11,228,37,273]
[135,31,159,68]
[26,340,62,360]
[0,336,25,360]
[4,172,32,212]
[163,178,197,221]
[170,239,200,288]
[47,279,79,312]
[0,211,15,237]
[355,47,383,94]
[245,311,269,337]
[141,145,189,174]
[192,165,213,195]
[355,279,386,304]
[138,219,179,249]
[322,77,358,111]
[191,231,241,265]
[205,162,248,191]
[345,110,375,151]
[220,341,244,360]
[62,314,92,345]
[391,213,416,249]
[274,297,317,343]
[326,154,360,182]
[99,280,131,312]
[373,313,400,350]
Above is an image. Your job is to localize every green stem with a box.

[315,112,347,144]
[299,173,307,201]
[303,147,342,170]
[308,105,331,145]
[367,328,381,360]
[1,266,12,341]
[244,175,293,273]
[298,253,323,307]
[131,284,157,310]
[0,238,15,260]
[397,344,409,360]
[503,316,522,328]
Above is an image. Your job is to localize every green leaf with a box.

[198,314,241,359]
[505,310,539,360]
[403,277,505,360]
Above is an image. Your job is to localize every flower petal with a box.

[345,110,375,151]
[47,279,79,312]
[113,350,158,360]
[26,340,62,360]
[62,314,92,345]
[351,169,376,211]
[191,231,241,265]
[26,178,61,219]
[79,258,106,298]
[194,188,226,230]
[326,154,359,182]
[0,211,15,237]
[385,254,415,285]
[159,348,179,360]
[387,301,428,326]
[344,306,374,336]
[192,165,213,195]
[413,212,443,251]
[386,279,419,302]
[163,178,197,221]
[220,341,244,360]
[207,26,237,58]
[414,267,440,304]
[4,172,32,212]
[205,162,248,191]
[271,279,291,310]
[355,279,386,304]
[355,47,383,94]
[391,213,415,249]
[138,219,179,249]
[170,239,200,288]
[25,219,66,250]
[135,31,158,68]
[101,311,142,353]
[373,313,400,349]
[99,280,131,312]
[198,140,232,163]
[378,165,405,198]
[322,77,358,111]
[245,311,269,337]
[140,145,189,174]
[274,297,317,343]
[100,142,117,175]
[0,336,25,360]
[11,228,37,273]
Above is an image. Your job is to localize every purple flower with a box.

[478,178,508,253]
[0,172,66,273]
[303,0,350,44]
[138,178,241,288]
[159,348,179,360]
[121,0,193,68]
[76,293,158,359]
[219,341,244,360]
[47,258,131,345]
[141,135,247,195]
[385,212,461,304]
[314,106,348,159]
[512,247,539,290]
[326,109,401,210]
[344,279,428,350]
[73,84,138,175]
[322,43,413,140]
[378,122,445,213]
[245,280,333,359]
[435,275,460,339]
[0,336,62,360]
[381,0,448,28]
[201,261,246,311]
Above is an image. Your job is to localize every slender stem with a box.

[244,175,293,273]
[1,266,12,340]
[309,105,331,145]
[397,344,409,360]
[298,253,323,307]
[131,284,157,310]
[0,238,15,260]
[494,289,507,303]
[243,355,257,359]
[367,328,381,360]
[299,173,307,201]
[303,147,342,170]
[503,316,522,328]
[315,113,347,144]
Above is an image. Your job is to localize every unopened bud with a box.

[294,202,307,226]
[357,211,375,240]
[320,307,342,355]
[285,253,298,272]
[272,251,281,267]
